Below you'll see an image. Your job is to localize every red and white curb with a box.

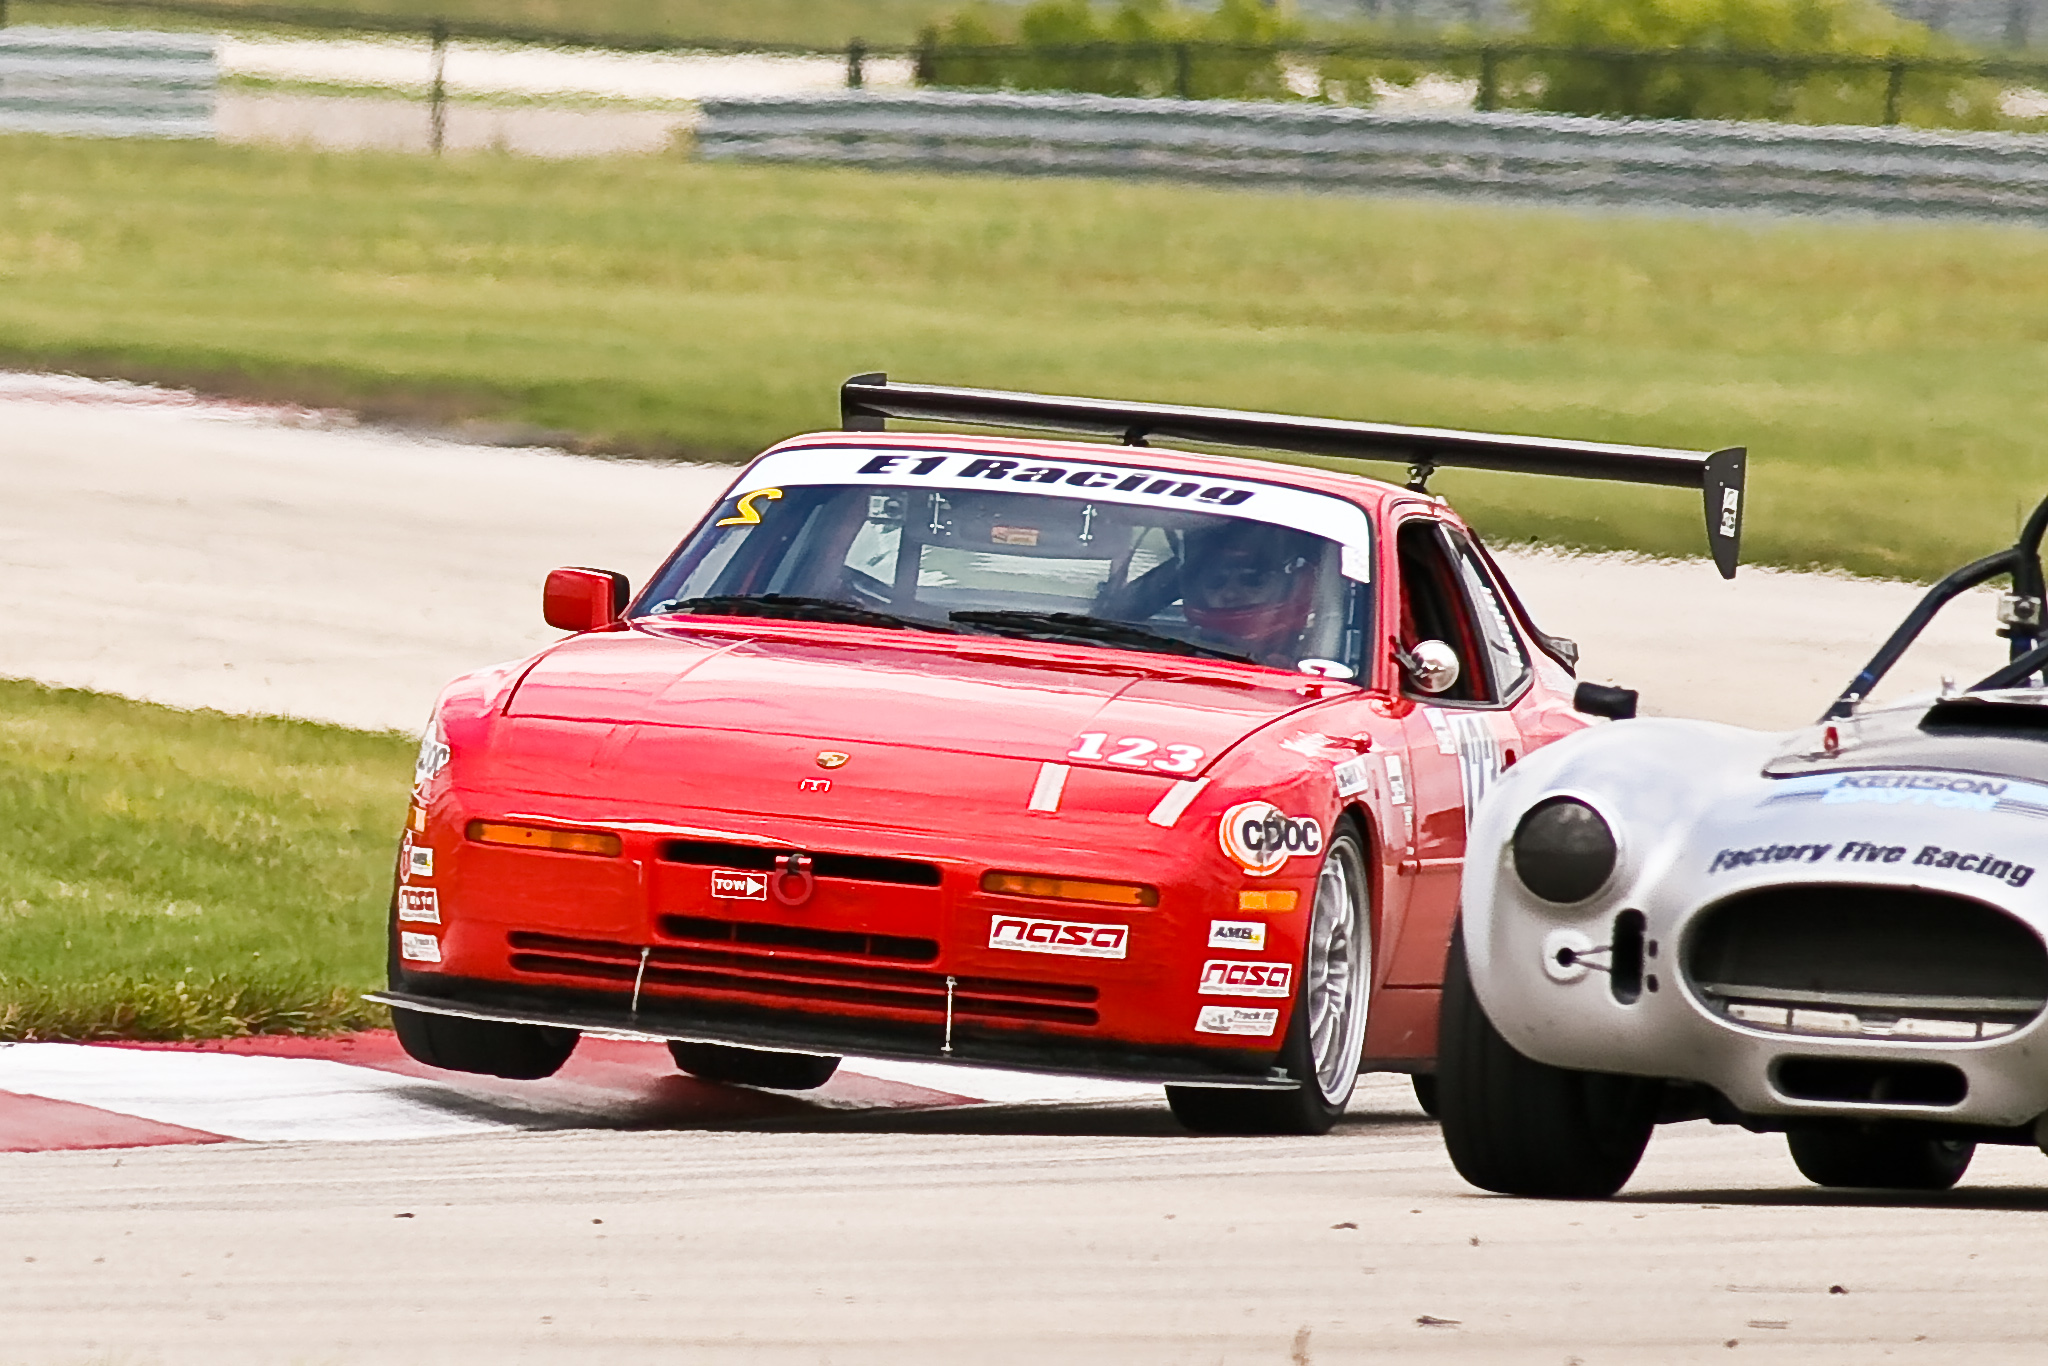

[0,1033,1161,1153]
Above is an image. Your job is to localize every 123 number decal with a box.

[1068,732,1204,774]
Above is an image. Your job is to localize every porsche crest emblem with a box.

[815,751,850,769]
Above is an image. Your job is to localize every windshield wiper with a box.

[662,594,950,633]
[948,610,1253,664]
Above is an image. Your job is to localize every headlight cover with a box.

[414,718,451,789]
[1511,797,1617,904]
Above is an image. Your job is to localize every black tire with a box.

[668,1041,840,1090]
[1168,826,1372,1137]
[1786,1123,1974,1191]
[391,1009,579,1080]
[1412,1073,1440,1118]
[1437,926,1660,1198]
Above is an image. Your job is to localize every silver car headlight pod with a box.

[1511,797,1617,905]
[414,717,452,789]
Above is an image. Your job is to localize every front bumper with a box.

[369,978,1299,1088]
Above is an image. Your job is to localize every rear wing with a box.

[841,374,1747,579]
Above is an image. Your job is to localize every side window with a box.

[1447,531,1530,699]
[1394,520,1492,704]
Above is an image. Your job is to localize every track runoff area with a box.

[6,377,2048,1362]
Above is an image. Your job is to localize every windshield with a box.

[638,447,1374,675]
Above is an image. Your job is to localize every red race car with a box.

[372,377,1745,1134]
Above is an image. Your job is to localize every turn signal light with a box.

[467,820,622,857]
[1238,889,1298,912]
[982,871,1159,908]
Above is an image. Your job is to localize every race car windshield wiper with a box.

[661,594,952,633]
[948,610,1254,665]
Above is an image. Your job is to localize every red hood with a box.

[503,621,1320,776]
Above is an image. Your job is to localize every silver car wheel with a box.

[1305,832,1370,1105]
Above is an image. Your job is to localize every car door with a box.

[1383,516,1528,988]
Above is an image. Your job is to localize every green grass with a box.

[0,680,406,1040]
[11,0,988,47]
[5,132,2048,580]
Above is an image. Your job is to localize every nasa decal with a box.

[1219,801,1323,877]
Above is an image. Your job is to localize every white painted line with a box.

[1147,777,1210,828]
[0,1045,516,1143]
[1027,762,1069,813]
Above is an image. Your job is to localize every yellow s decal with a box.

[716,487,783,527]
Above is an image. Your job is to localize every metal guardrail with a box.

[697,89,2048,223]
[0,25,214,137]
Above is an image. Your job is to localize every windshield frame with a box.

[633,441,1378,676]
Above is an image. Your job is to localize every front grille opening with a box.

[660,914,938,963]
[660,839,941,887]
[1774,1057,1968,1107]
[1687,885,2048,1041]
[504,931,1098,1027]
[1611,909,1646,1005]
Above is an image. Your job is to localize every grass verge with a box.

[5,133,2048,580]
[0,680,406,1040]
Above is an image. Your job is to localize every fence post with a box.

[2006,0,2033,50]
[1174,42,1191,99]
[847,38,865,89]
[1477,46,1498,112]
[1883,57,1905,124]
[428,20,448,155]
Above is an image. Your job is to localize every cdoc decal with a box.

[1219,802,1323,877]
[1198,959,1293,998]
[988,915,1129,960]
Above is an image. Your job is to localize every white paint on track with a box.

[0,1044,510,1142]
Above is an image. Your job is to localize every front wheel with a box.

[1436,926,1659,1198]
[1168,825,1371,1136]
[668,1041,841,1091]
[1787,1123,1974,1190]
[392,1009,579,1079]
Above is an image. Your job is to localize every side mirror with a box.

[1574,680,1639,720]
[1400,639,1461,695]
[543,567,629,633]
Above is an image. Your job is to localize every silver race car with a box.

[1440,497,2048,1197]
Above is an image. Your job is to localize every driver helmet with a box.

[1181,524,1316,656]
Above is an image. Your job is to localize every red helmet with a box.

[1182,528,1316,656]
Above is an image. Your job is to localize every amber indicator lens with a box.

[467,820,622,857]
[982,871,1159,908]
[1237,889,1299,912]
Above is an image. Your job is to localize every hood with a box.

[1765,691,2048,787]
[503,622,1323,776]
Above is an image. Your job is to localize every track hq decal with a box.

[1198,959,1293,998]
[1765,770,2048,820]
[1195,1005,1280,1037]
[399,931,441,964]
[397,887,440,924]
[988,915,1129,960]
[728,445,1377,582]
[1208,919,1267,951]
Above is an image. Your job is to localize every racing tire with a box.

[1411,1074,1441,1118]
[1436,927,1660,1198]
[668,1041,841,1091]
[1786,1123,1975,1191]
[1167,825,1372,1137]
[391,1009,579,1080]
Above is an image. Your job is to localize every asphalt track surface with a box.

[4,376,2045,1363]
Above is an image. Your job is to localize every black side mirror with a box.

[1574,681,1638,720]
